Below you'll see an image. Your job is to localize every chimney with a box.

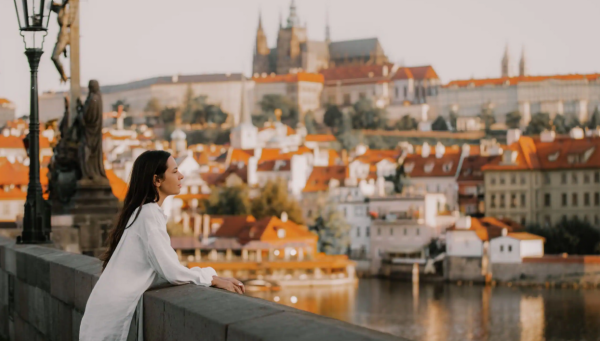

[461,144,471,157]
[421,142,431,158]
[569,127,584,139]
[281,212,288,222]
[506,129,521,145]
[455,216,472,229]
[540,130,556,143]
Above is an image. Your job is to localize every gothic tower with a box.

[501,43,515,78]
[252,11,271,75]
[519,46,528,77]
[276,0,308,74]
[325,9,331,43]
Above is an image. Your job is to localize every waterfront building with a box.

[489,232,545,263]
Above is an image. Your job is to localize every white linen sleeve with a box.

[145,224,217,287]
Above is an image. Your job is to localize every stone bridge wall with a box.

[0,236,406,341]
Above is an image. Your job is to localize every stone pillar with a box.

[203,214,210,239]
[268,248,274,261]
[209,249,217,261]
[298,248,304,261]
[284,248,290,261]
[182,212,190,233]
[242,249,248,261]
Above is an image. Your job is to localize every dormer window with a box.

[443,162,453,173]
[463,168,472,176]
[277,229,286,239]
[404,162,414,173]
[548,151,559,162]
[424,162,434,173]
[582,147,595,163]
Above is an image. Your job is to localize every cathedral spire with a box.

[279,10,283,28]
[258,9,263,30]
[287,0,300,28]
[501,43,514,78]
[519,45,528,77]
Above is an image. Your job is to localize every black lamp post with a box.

[13,0,53,244]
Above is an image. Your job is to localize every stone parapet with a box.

[0,236,407,341]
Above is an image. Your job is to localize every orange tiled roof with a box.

[305,134,336,143]
[257,159,291,172]
[445,73,600,88]
[253,72,324,84]
[259,124,296,136]
[448,217,521,241]
[354,149,401,165]
[402,151,462,177]
[457,155,497,182]
[392,66,438,81]
[0,98,12,105]
[238,216,317,245]
[507,232,545,241]
[303,166,348,192]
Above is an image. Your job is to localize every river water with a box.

[246,278,600,341]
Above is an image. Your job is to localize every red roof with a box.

[253,72,324,84]
[305,134,336,143]
[403,151,462,177]
[445,73,600,88]
[303,166,348,192]
[392,66,438,81]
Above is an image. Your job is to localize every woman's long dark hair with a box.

[100,150,171,271]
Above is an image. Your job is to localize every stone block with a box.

[3,245,17,276]
[143,291,165,341]
[48,296,72,341]
[72,309,83,341]
[14,313,39,341]
[227,311,407,341]
[14,278,29,322]
[28,285,51,335]
[72,263,102,312]
[48,254,99,305]
[16,245,63,288]
[0,238,16,271]
[0,271,8,341]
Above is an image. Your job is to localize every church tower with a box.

[252,11,271,75]
[501,43,515,78]
[325,9,331,43]
[275,0,308,74]
[519,46,528,77]
[230,75,257,149]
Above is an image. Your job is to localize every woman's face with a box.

[156,156,184,197]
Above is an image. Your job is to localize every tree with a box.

[431,116,449,131]
[203,184,251,216]
[479,108,496,132]
[350,99,387,130]
[160,107,178,124]
[251,179,304,224]
[505,111,522,129]
[566,116,581,130]
[309,202,351,255]
[525,112,551,135]
[395,115,418,131]
[552,114,568,134]
[384,164,407,194]
[323,104,344,132]
[526,218,600,255]
[304,110,318,134]
[182,85,196,123]
[111,99,130,113]
[259,94,299,127]
[144,97,162,114]
[587,107,600,129]
[205,105,228,125]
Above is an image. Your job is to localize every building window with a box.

[395,87,399,98]
[572,173,578,184]
[520,216,526,225]
[366,227,370,237]
[595,215,599,225]
[585,193,590,206]
[561,173,567,184]
[544,194,551,207]
[510,194,517,208]
[572,193,578,206]
[417,228,420,236]
[508,245,512,252]
[500,194,505,208]
[356,227,360,237]
[343,94,351,105]
[562,193,567,206]
[596,172,600,183]
[543,174,550,185]
[390,228,393,236]
[378,228,381,236]
[491,177,496,185]
[403,228,407,235]
[520,193,526,207]
[500,245,504,252]
[544,216,551,227]
[491,194,496,208]
[403,86,407,98]
[500,176,505,185]
[510,175,516,185]
[584,173,590,184]
[520,175,526,185]
[596,192,600,206]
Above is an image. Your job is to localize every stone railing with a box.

[0,236,407,341]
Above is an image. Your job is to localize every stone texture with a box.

[0,270,8,341]
[3,244,17,276]
[72,309,83,341]
[49,296,72,341]
[14,313,44,341]
[28,285,51,335]
[71,262,102,312]
[14,278,29,321]
[16,246,63,289]
[49,253,99,305]
[228,311,408,341]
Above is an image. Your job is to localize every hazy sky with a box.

[1,0,599,116]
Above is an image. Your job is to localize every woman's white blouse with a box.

[79,203,217,341]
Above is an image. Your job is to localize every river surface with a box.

[246,278,600,341]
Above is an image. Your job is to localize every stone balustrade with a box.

[0,236,407,341]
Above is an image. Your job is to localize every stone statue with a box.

[50,0,73,83]
[77,80,107,182]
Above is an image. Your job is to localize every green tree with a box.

[525,112,551,135]
[566,116,581,130]
[160,107,178,124]
[587,107,600,129]
[350,98,387,130]
[323,104,344,132]
[479,108,496,132]
[431,116,449,131]
[251,179,304,224]
[144,97,162,114]
[304,110,318,134]
[259,94,299,127]
[526,218,600,255]
[205,105,228,125]
[203,184,251,216]
[309,202,351,255]
[505,111,522,129]
[384,164,407,194]
[395,115,418,131]
[552,114,568,134]
[111,99,130,113]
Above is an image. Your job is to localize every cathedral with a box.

[253,0,389,76]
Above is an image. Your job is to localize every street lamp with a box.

[13,0,53,244]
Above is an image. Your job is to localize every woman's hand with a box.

[210,276,245,294]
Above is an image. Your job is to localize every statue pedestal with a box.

[70,179,121,257]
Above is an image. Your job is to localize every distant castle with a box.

[253,0,389,76]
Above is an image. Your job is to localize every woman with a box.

[80,150,244,341]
